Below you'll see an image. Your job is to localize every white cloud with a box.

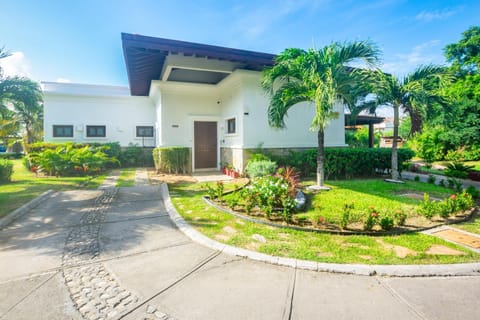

[56,77,71,83]
[381,40,444,78]
[415,8,458,22]
[0,51,32,77]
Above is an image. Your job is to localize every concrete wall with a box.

[43,82,155,147]
[240,71,346,149]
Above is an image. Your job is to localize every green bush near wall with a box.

[0,153,23,160]
[0,159,14,183]
[267,148,415,179]
[153,147,190,174]
[26,142,153,167]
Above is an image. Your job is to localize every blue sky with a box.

[0,0,479,86]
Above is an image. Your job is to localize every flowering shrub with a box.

[418,191,475,220]
[363,207,379,231]
[394,209,407,226]
[239,173,297,221]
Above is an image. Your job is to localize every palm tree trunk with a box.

[391,104,400,180]
[409,109,423,136]
[317,129,325,186]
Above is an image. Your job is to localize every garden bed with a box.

[203,179,478,235]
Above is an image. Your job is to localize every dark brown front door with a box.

[194,121,217,169]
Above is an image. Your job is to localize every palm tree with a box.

[0,76,43,149]
[368,65,451,181]
[262,41,380,187]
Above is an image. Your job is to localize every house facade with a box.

[43,33,346,172]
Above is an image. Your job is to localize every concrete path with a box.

[1,184,480,319]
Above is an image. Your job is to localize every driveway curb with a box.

[0,189,55,230]
[160,184,480,277]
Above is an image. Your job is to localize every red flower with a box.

[450,194,457,200]
[371,212,378,218]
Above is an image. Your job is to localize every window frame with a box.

[226,117,236,135]
[86,125,106,138]
[52,125,74,138]
[136,125,154,138]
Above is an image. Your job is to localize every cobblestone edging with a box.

[62,187,175,320]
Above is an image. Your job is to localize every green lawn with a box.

[170,180,480,265]
[116,168,136,187]
[0,159,106,218]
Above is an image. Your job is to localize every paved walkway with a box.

[1,170,480,319]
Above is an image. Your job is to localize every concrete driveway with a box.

[1,185,479,320]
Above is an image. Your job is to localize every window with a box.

[86,125,106,137]
[226,118,236,134]
[136,126,154,137]
[53,125,73,138]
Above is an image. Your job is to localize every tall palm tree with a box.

[369,65,451,181]
[262,41,380,187]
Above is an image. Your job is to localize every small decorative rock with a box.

[295,191,306,210]
[222,226,237,234]
[252,234,267,243]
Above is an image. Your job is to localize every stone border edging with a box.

[202,196,477,236]
[160,184,480,277]
[0,189,55,230]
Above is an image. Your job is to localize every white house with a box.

[43,33,347,172]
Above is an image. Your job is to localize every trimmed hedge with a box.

[0,159,14,183]
[269,148,415,179]
[0,153,23,160]
[153,147,190,174]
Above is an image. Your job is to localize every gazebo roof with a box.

[345,114,385,126]
[121,33,276,96]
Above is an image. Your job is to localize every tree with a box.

[445,26,480,74]
[370,66,450,180]
[0,48,43,150]
[262,41,380,187]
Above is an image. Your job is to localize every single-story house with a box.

[42,33,347,172]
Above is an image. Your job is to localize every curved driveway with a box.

[1,185,479,320]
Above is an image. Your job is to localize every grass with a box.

[222,178,455,230]
[0,159,107,218]
[116,168,136,187]
[169,180,480,265]
[455,213,480,235]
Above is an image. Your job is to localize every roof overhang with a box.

[122,33,275,96]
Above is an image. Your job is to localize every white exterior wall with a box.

[152,81,222,148]
[240,71,346,149]
[43,82,155,147]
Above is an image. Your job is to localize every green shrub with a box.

[363,207,379,231]
[465,185,479,199]
[245,160,277,178]
[418,193,437,219]
[379,216,394,231]
[394,209,407,226]
[119,144,153,167]
[340,202,354,229]
[239,174,296,221]
[427,174,436,184]
[0,153,23,160]
[445,162,474,179]
[0,159,14,183]
[153,147,189,174]
[270,148,415,179]
[27,145,118,176]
